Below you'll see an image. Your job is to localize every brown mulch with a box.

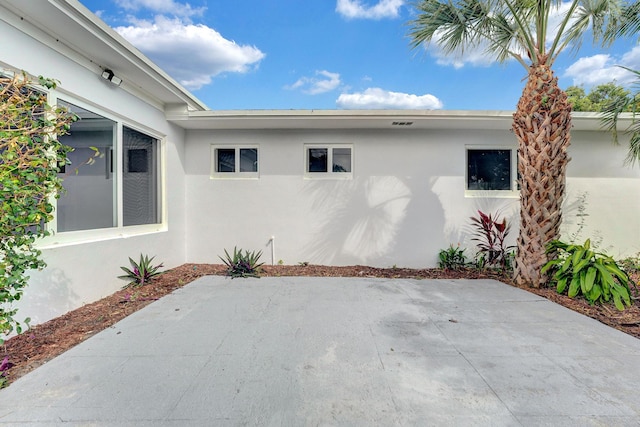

[1,263,639,388]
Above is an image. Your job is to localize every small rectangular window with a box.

[305,145,352,177]
[211,146,259,178]
[466,148,514,193]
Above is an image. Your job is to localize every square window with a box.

[467,149,512,191]
[128,149,148,173]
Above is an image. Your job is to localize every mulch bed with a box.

[1,263,639,388]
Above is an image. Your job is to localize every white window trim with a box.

[465,145,518,198]
[304,144,353,179]
[210,145,259,179]
[36,92,167,249]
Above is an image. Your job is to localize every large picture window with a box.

[467,148,513,192]
[55,100,162,233]
[57,101,116,232]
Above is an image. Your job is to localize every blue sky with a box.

[78,0,640,111]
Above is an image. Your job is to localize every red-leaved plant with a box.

[470,210,515,271]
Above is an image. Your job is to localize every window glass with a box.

[239,148,258,172]
[57,101,116,232]
[123,127,160,226]
[467,149,512,191]
[308,148,328,172]
[332,148,351,172]
[216,148,235,172]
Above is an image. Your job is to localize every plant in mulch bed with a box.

[118,254,164,288]
[542,239,634,311]
[470,210,515,272]
[438,244,469,270]
[219,247,264,278]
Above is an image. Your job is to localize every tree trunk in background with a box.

[512,57,572,287]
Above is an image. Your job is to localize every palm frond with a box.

[601,66,640,166]
[626,130,640,166]
[611,0,640,38]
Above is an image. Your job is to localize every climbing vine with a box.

[0,72,74,343]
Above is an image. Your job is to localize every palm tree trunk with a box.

[512,57,572,287]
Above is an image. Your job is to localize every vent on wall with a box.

[392,121,413,126]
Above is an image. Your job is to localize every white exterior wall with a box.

[563,131,640,257]
[185,128,520,268]
[1,18,188,324]
[185,128,640,268]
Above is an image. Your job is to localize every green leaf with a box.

[584,267,597,293]
[568,276,580,298]
[560,256,573,273]
[557,276,568,293]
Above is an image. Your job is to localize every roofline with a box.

[169,109,634,131]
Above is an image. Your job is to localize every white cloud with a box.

[285,70,342,95]
[564,47,640,87]
[115,0,205,18]
[115,16,265,90]
[336,0,405,19]
[336,87,443,109]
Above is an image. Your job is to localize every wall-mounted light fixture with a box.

[101,69,122,86]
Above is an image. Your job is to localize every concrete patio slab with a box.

[1,276,639,426]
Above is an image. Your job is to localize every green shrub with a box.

[438,245,468,270]
[118,254,164,287]
[1,72,75,343]
[542,239,633,311]
[219,247,264,278]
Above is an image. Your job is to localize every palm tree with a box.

[409,0,625,287]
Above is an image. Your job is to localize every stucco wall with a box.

[1,18,188,325]
[185,128,640,268]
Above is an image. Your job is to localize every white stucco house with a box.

[2,0,639,326]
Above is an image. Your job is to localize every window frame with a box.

[465,145,518,198]
[210,145,260,179]
[304,144,353,179]
[37,92,166,247]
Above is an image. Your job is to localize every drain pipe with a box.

[270,236,275,265]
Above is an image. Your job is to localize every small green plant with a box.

[542,239,633,311]
[470,210,514,272]
[619,253,640,275]
[118,254,164,287]
[0,356,10,389]
[438,245,468,270]
[219,247,264,278]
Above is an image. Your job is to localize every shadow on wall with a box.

[300,175,446,267]
[430,176,519,251]
[18,267,78,326]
